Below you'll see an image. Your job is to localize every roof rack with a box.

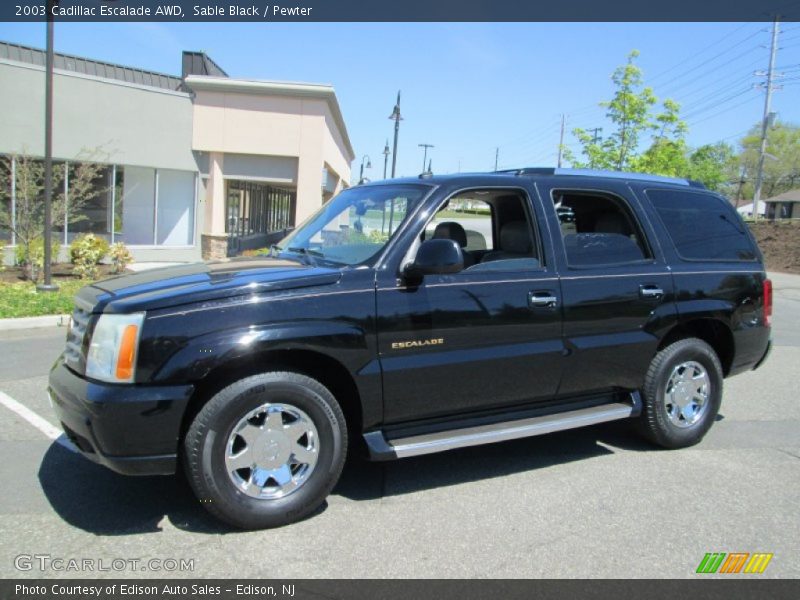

[495,167,705,188]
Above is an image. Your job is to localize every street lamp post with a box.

[358,155,372,184]
[418,143,434,173]
[382,140,390,179]
[38,0,59,292]
[388,91,402,178]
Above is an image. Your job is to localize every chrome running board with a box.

[364,392,641,460]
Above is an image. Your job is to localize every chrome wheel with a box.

[225,403,319,499]
[664,361,711,428]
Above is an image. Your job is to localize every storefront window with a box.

[157,169,195,246]
[67,164,113,242]
[0,155,196,248]
[120,166,156,245]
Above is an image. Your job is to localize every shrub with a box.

[15,237,62,282]
[0,240,4,272]
[69,233,109,265]
[108,242,134,274]
[70,234,109,280]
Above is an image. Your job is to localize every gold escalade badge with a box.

[391,338,445,350]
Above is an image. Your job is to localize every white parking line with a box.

[0,390,75,450]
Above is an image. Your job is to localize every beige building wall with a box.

[0,60,196,171]
[187,76,354,254]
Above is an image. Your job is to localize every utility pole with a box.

[38,0,59,292]
[588,127,602,169]
[557,114,566,168]
[418,143,434,173]
[753,17,780,222]
[388,91,402,178]
[494,147,499,171]
[734,165,747,209]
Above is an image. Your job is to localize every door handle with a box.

[639,285,664,300]
[528,291,558,309]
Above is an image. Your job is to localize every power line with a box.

[478,120,561,152]
[646,23,756,83]
[679,76,756,111]
[673,57,765,103]
[658,45,764,97]
[687,91,762,127]
[717,128,753,142]
[654,31,763,92]
[682,87,756,120]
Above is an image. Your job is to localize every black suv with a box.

[49,168,772,529]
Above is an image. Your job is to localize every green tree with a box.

[633,98,690,176]
[565,51,740,192]
[0,150,107,281]
[736,122,800,200]
[684,142,736,192]
[568,51,663,171]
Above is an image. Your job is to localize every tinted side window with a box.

[553,190,652,267]
[646,189,757,261]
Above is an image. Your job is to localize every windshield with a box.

[275,184,430,266]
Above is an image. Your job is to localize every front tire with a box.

[184,372,347,529]
[640,338,723,449]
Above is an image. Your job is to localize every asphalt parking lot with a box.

[0,273,798,579]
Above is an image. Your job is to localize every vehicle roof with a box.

[360,167,705,190]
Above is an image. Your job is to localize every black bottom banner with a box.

[2,579,800,600]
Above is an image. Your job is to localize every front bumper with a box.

[48,357,194,476]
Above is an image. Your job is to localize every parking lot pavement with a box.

[0,274,798,579]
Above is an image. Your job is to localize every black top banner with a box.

[3,0,800,22]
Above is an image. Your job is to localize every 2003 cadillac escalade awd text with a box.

[48,168,772,529]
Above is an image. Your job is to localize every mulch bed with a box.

[0,263,119,284]
[749,221,800,275]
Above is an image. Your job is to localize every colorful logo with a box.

[696,552,773,574]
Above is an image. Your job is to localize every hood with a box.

[76,257,343,314]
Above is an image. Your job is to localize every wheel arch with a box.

[179,348,365,453]
[657,318,735,376]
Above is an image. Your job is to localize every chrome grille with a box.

[64,301,92,369]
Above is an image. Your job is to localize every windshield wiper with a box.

[287,246,323,266]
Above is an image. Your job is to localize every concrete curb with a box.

[0,314,70,331]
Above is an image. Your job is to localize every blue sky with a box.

[2,21,800,180]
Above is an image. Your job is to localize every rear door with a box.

[538,179,678,396]
[375,185,564,425]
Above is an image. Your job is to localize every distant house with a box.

[736,200,766,218]
[764,189,800,220]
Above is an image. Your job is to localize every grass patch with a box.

[0,279,88,318]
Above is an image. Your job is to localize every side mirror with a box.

[404,239,464,280]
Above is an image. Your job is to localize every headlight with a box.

[86,313,145,383]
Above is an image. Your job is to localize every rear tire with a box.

[184,372,347,529]
[640,338,723,449]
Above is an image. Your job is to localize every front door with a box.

[375,187,564,425]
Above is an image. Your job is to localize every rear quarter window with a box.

[646,189,758,262]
